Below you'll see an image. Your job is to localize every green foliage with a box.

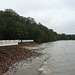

[59,34,75,40]
[0,9,74,43]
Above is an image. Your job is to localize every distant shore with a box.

[0,42,41,75]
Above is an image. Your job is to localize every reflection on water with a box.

[28,40,75,75]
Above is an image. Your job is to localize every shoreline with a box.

[0,42,41,75]
[4,53,51,75]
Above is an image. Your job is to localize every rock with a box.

[0,44,41,75]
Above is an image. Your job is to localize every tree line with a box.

[0,9,75,43]
[59,34,75,40]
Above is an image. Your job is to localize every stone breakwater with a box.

[0,45,41,75]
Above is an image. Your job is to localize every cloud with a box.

[0,0,75,34]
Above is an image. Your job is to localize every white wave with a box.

[39,61,51,74]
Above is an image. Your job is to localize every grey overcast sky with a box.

[0,0,75,34]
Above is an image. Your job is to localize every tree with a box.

[0,9,70,43]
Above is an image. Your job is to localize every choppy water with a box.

[28,40,75,75]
